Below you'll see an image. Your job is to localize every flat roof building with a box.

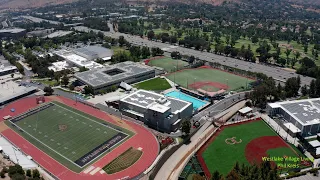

[119,90,193,132]
[0,65,18,76]
[54,50,104,70]
[268,98,320,137]
[0,28,26,39]
[73,46,113,61]
[74,61,155,94]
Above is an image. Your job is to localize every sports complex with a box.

[0,96,159,180]
[166,66,254,93]
[195,119,311,178]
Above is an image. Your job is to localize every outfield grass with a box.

[202,120,301,176]
[166,68,253,91]
[148,57,189,72]
[134,77,171,91]
[6,101,133,172]
[103,147,142,174]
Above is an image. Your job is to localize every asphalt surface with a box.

[74,26,314,86]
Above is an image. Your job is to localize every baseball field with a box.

[6,101,134,172]
[166,66,254,92]
[197,119,311,177]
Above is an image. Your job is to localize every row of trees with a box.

[249,75,301,108]
[0,164,43,180]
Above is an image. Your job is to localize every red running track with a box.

[0,96,159,180]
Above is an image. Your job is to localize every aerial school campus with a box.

[1,53,319,180]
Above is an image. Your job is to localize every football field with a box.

[7,101,133,172]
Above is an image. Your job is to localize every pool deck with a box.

[164,90,210,111]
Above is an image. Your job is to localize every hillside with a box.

[0,0,77,10]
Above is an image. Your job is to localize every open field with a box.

[103,147,142,174]
[6,101,133,172]
[147,57,189,72]
[166,66,253,92]
[134,77,171,91]
[198,120,310,177]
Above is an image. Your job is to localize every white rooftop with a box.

[0,65,17,73]
[239,107,252,114]
[309,140,320,148]
[54,50,103,69]
[48,61,69,72]
[45,30,73,38]
[283,122,301,133]
[0,137,37,169]
[148,103,171,113]
[268,98,320,126]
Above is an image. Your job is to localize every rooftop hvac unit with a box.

[157,97,167,104]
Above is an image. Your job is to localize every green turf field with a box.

[7,101,133,172]
[148,57,189,72]
[134,77,172,91]
[201,120,302,176]
[166,68,254,91]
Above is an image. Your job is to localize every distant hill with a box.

[125,0,240,6]
[0,0,77,10]
[289,0,320,6]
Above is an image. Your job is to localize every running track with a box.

[0,96,159,180]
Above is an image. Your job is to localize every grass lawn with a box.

[103,147,142,174]
[201,120,303,176]
[134,77,171,91]
[148,57,189,72]
[166,68,253,91]
[7,101,133,172]
[111,46,129,54]
[33,79,58,86]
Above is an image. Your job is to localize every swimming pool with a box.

[165,91,207,110]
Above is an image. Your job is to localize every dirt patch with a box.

[189,81,229,90]
[0,122,9,132]
[245,136,288,166]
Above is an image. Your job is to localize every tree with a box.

[43,86,54,96]
[8,164,25,178]
[285,49,292,66]
[181,120,191,136]
[192,174,205,180]
[171,51,181,59]
[141,46,150,58]
[32,169,40,179]
[225,170,240,180]
[84,86,94,95]
[118,36,126,47]
[61,75,69,87]
[79,66,89,72]
[26,169,32,177]
[212,170,223,180]
[147,30,155,40]
[69,84,75,91]
[0,171,4,178]
[301,84,308,96]
[310,80,316,98]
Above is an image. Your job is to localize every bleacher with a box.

[10,103,54,123]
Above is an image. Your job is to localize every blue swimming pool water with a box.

[165,91,207,110]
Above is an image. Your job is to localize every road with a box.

[74,26,314,86]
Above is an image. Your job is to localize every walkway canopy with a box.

[238,107,252,115]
